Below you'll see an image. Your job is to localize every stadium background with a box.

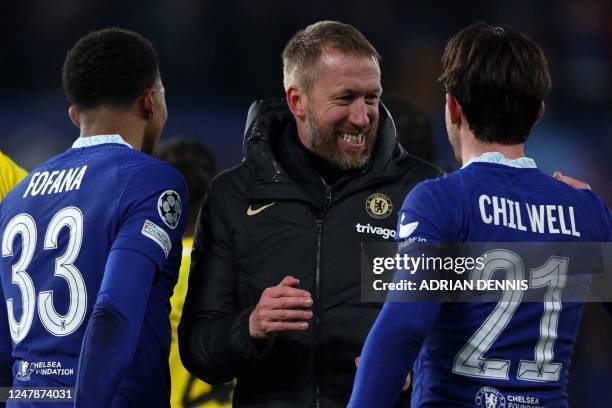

[0,0,610,406]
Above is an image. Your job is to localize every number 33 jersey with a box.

[397,158,611,407]
[0,136,187,391]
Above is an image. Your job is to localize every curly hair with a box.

[62,27,159,111]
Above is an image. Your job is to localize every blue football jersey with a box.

[0,135,187,406]
[401,157,610,407]
[349,154,611,408]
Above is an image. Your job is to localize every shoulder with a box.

[399,168,467,219]
[404,166,460,198]
[120,151,186,188]
[400,179,437,211]
[529,169,608,214]
[206,161,251,201]
[517,168,611,240]
[572,188,612,239]
[63,144,181,188]
[117,147,175,173]
[117,154,188,219]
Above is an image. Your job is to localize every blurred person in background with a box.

[0,28,187,407]
[179,20,442,407]
[383,97,435,164]
[0,151,28,201]
[156,139,234,408]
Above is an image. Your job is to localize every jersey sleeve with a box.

[394,181,450,296]
[75,163,188,407]
[596,196,612,242]
[75,249,156,407]
[579,189,612,242]
[396,181,449,245]
[112,163,188,272]
[350,182,446,407]
[349,301,441,407]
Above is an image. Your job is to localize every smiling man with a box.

[179,21,442,407]
[290,48,380,170]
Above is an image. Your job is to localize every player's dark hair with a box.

[384,97,435,163]
[439,22,551,144]
[155,139,217,232]
[282,20,380,93]
[63,27,159,111]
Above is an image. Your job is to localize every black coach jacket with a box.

[179,99,443,407]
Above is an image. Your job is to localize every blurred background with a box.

[1,0,610,405]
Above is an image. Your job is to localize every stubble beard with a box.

[305,109,378,170]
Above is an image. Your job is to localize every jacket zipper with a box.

[314,186,332,408]
[314,217,322,408]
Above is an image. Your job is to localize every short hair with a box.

[282,20,380,93]
[63,27,160,112]
[384,97,435,163]
[155,139,217,230]
[438,22,551,144]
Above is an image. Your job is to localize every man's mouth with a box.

[341,132,365,146]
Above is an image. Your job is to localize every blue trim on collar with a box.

[71,135,133,149]
[462,152,537,169]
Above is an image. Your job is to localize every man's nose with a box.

[349,99,370,128]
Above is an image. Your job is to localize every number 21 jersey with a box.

[397,156,611,407]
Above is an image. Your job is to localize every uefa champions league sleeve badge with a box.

[157,190,182,229]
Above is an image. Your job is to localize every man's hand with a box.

[355,356,412,391]
[553,171,591,190]
[249,276,313,339]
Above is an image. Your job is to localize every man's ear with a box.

[446,93,462,125]
[286,85,306,120]
[68,105,80,128]
[534,101,545,126]
[141,88,156,120]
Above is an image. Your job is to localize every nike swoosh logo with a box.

[247,202,275,216]
[398,216,419,239]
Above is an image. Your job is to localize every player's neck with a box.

[78,110,147,151]
[460,132,526,165]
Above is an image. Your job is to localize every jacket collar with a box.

[242,99,402,201]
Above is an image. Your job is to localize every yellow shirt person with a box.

[155,139,227,407]
[0,150,27,200]
[170,237,233,407]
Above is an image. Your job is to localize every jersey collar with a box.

[462,152,537,169]
[71,134,134,149]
